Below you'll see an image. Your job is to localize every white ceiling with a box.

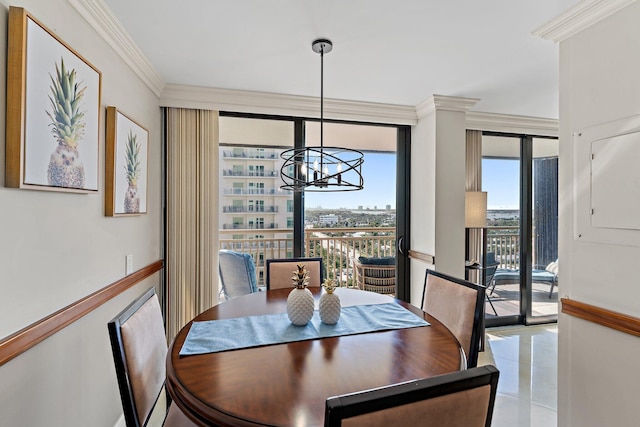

[102,0,581,119]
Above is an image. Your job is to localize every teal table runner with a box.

[180,303,429,356]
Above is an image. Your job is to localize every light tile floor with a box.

[478,324,558,427]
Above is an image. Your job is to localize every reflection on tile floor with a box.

[478,324,558,427]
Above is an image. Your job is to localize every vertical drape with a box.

[465,130,482,192]
[465,130,483,273]
[165,108,219,339]
[533,157,558,268]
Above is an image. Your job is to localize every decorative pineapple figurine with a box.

[123,130,142,213]
[319,278,341,325]
[286,264,315,326]
[46,58,87,189]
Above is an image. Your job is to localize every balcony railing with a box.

[222,205,279,213]
[222,169,280,177]
[305,228,396,285]
[222,188,292,196]
[488,225,557,271]
[487,226,520,270]
[222,223,280,230]
[219,227,396,287]
[222,150,280,159]
[219,224,554,291]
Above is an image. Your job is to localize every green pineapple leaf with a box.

[124,131,142,186]
[47,57,87,150]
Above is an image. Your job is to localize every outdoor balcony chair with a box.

[352,256,396,295]
[218,249,259,300]
[491,259,559,298]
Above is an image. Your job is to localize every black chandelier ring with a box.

[279,38,365,192]
[280,146,364,192]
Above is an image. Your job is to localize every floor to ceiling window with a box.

[218,115,295,285]
[218,113,408,296]
[482,133,558,326]
[530,137,559,323]
[303,121,398,287]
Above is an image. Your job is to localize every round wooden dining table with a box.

[166,287,464,427]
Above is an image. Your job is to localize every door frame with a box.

[482,131,558,327]
[396,125,411,302]
[218,111,410,297]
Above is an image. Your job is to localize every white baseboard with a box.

[113,414,125,427]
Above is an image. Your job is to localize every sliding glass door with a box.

[218,113,411,300]
[529,137,559,323]
[482,132,558,326]
[218,115,295,287]
[483,139,521,322]
[302,120,399,288]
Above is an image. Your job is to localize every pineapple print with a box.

[123,130,142,213]
[46,58,87,189]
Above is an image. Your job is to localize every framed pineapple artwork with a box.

[5,6,101,193]
[105,107,149,216]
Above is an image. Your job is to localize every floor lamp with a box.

[465,191,488,274]
[466,191,488,351]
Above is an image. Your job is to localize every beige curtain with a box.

[465,130,482,192]
[465,130,483,276]
[165,108,219,339]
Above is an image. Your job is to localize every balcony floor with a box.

[486,281,558,318]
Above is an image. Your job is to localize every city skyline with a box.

[305,153,521,210]
[305,152,396,210]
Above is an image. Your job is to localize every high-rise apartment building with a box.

[219,146,294,284]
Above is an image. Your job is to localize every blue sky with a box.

[482,158,520,210]
[304,154,520,210]
[305,152,396,209]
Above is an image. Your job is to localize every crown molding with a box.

[67,0,165,96]
[533,0,638,43]
[160,85,419,125]
[415,95,480,119]
[61,0,560,132]
[160,86,556,134]
[466,111,558,136]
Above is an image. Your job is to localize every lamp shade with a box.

[465,191,487,228]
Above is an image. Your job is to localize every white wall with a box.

[0,0,162,425]
[433,110,466,278]
[410,113,436,307]
[409,106,466,308]
[558,2,640,426]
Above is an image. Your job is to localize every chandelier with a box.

[280,39,364,192]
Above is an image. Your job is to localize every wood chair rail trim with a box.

[561,298,640,337]
[408,250,435,265]
[0,260,163,366]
